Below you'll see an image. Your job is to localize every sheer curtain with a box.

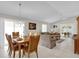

[5,20,25,45]
[5,21,14,35]
[5,21,24,35]
[14,23,24,36]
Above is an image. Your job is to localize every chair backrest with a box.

[12,32,19,39]
[5,34,14,50]
[28,34,40,52]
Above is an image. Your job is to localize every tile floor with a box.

[0,38,79,58]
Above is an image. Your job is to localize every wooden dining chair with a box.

[5,34,11,53]
[5,34,24,58]
[12,32,19,39]
[23,34,40,58]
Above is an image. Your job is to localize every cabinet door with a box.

[74,39,79,53]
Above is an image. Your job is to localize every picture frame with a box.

[53,25,57,28]
[29,22,36,30]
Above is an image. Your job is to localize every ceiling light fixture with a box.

[18,3,22,21]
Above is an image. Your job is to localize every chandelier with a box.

[18,3,22,21]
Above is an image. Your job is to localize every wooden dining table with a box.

[13,37,29,58]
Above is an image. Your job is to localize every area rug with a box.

[57,39,65,43]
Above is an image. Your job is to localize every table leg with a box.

[19,44,21,58]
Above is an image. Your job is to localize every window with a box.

[42,24,47,32]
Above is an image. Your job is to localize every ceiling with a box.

[0,1,79,23]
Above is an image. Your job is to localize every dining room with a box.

[1,1,79,58]
[3,16,43,58]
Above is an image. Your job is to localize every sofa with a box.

[40,34,56,49]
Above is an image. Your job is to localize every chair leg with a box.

[10,50,12,56]
[9,50,11,56]
[8,50,12,57]
[35,50,38,58]
[8,51,10,56]
[13,51,15,58]
[22,50,25,57]
[7,47,10,52]
[28,52,30,58]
